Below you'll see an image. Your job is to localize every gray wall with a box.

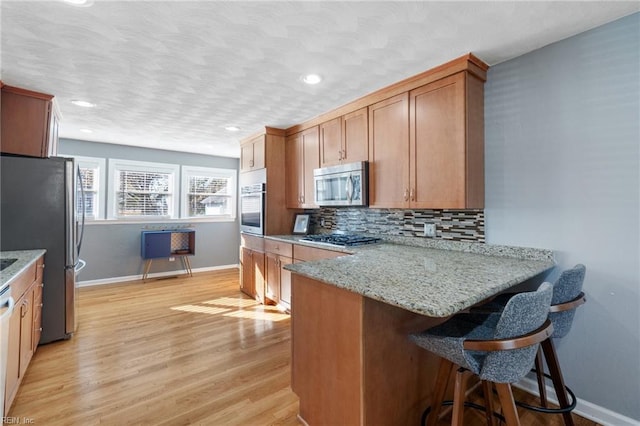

[59,139,240,282]
[485,13,639,420]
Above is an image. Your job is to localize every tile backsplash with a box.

[308,208,485,243]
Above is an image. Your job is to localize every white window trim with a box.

[181,165,237,220]
[107,159,180,220]
[75,155,107,221]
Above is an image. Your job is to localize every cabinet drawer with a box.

[264,240,293,257]
[293,245,348,262]
[241,233,264,252]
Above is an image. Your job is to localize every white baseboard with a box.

[515,377,640,426]
[77,264,240,287]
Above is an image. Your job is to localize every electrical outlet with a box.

[423,223,436,238]
[169,256,175,262]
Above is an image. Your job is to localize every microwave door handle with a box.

[346,175,353,202]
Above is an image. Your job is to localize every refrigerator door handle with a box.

[65,159,76,267]
[76,164,86,258]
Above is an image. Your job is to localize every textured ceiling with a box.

[1,1,638,158]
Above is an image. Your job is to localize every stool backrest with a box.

[479,282,553,383]
[550,264,586,338]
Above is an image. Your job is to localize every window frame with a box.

[180,165,237,221]
[107,159,180,220]
[64,155,106,221]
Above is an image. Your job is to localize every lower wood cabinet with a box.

[239,233,265,303]
[264,240,294,311]
[5,255,44,413]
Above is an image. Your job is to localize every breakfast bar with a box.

[284,239,555,425]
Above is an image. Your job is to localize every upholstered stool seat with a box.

[410,282,554,426]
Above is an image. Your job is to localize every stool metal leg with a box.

[427,358,455,426]
[541,338,575,426]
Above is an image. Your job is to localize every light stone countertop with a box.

[1,249,47,293]
[271,235,555,318]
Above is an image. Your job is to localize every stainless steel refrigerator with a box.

[1,155,85,343]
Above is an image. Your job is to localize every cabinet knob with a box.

[249,160,254,167]
[338,150,342,160]
[403,189,410,201]
[410,188,415,201]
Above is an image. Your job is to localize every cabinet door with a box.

[319,117,343,167]
[410,73,467,208]
[279,257,293,309]
[342,107,368,164]
[33,282,43,351]
[19,288,35,377]
[252,250,266,304]
[1,86,54,158]
[265,252,280,303]
[301,126,319,208]
[286,127,319,208]
[285,132,303,208]
[240,135,266,172]
[240,247,255,297]
[368,93,410,208]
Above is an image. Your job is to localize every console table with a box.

[141,230,195,281]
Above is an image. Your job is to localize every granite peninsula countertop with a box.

[1,249,47,293]
[271,235,555,318]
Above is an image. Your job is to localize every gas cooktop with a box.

[300,234,381,247]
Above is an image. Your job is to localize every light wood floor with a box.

[9,269,600,426]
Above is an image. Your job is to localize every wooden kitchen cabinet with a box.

[264,240,293,311]
[1,84,60,158]
[369,71,484,209]
[240,133,266,172]
[319,108,368,167]
[293,244,347,262]
[409,72,484,208]
[4,254,44,413]
[368,93,410,208]
[239,234,265,303]
[285,126,319,209]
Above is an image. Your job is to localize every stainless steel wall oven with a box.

[240,183,265,235]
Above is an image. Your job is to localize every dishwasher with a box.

[0,285,15,418]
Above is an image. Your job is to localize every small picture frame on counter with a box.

[292,214,311,235]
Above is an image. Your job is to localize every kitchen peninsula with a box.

[282,237,554,425]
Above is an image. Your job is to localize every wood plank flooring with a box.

[8,269,600,425]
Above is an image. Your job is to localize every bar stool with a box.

[474,264,586,425]
[410,282,554,426]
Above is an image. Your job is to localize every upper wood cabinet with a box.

[369,71,484,209]
[320,108,369,167]
[239,127,294,235]
[368,93,410,208]
[409,72,484,208]
[240,134,266,172]
[1,84,60,158]
[286,126,319,209]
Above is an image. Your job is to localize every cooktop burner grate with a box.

[301,234,381,247]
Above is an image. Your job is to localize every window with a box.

[108,159,179,219]
[73,156,105,221]
[181,166,236,219]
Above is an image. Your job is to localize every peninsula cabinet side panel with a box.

[362,297,446,425]
[291,275,363,426]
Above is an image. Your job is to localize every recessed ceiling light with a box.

[302,74,322,85]
[61,0,94,6]
[71,100,96,108]
[80,129,93,133]
[225,126,240,132]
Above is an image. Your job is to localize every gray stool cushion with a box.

[410,282,553,384]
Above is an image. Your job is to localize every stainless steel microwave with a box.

[313,161,368,207]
